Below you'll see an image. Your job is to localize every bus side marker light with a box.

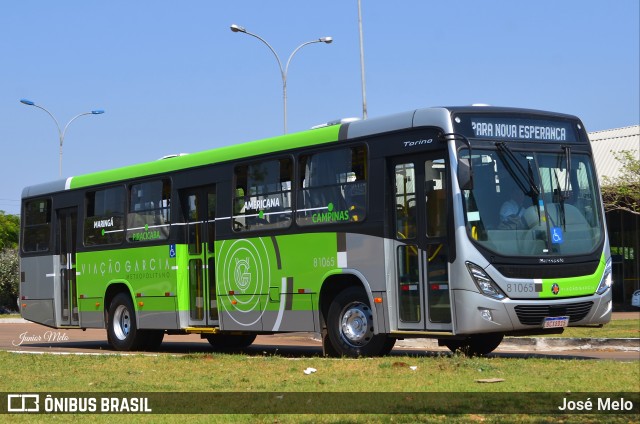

[138,302,144,307]
[95,302,100,308]
[136,293,143,297]
[229,291,235,295]
[374,297,383,304]
[22,303,27,309]
[231,300,237,305]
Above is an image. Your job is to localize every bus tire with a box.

[326,286,391,357]
[107,293,142,351]
[139,330,164,351]
[205,334,256,351]
[443,333,504,356]
[380,337,397,356]
[467,333,504,355]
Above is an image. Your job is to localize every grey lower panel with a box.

[139,311,179,330]
[372,291,389,334]
[219,310,316,333]
[345,234,387,292]
[20,256,56,299]
[22,299,55,327]
[219,310,263,331]
[78,305,179,330]
[261,309,316,333]
[79,310,104,328]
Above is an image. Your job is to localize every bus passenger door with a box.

[181,185,218,327]
[56,207,79,327]
[391,155,452,331]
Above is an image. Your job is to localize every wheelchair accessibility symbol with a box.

[551,227,564,244]
[169,244,176,258]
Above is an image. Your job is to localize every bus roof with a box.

[21,106,582,198]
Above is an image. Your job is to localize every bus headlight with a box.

[466,262,506,300]
[596,258,613,295]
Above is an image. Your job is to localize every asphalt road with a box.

[1,321,638,361]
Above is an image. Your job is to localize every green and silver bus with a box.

[19,106,612,356]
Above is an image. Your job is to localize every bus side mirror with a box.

[458,158,473,191]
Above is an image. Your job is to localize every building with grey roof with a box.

[590,125,639,309]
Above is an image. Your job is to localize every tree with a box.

[0,211,20,312]
[0,248,19,312]
[0,211,20,250]
[601,150,640,215]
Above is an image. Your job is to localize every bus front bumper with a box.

[452,288,613,336]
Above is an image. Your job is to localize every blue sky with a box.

[1,1,638,215]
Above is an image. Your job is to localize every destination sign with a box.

[454,115,580,142]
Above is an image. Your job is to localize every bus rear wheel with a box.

[107,293,142,351]
[139,330,164,350]
[443,333,504,356]
[326,286,392,357]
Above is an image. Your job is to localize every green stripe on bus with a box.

[539,255,605,298]
[69,126,341,189]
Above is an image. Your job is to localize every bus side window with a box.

[233,158,292,232]
[425,158,447,238]
[22,198,52,253]
[394,163,417,240]
[126,179,171,242]
[297,146,367,226]
[84,186,125,246]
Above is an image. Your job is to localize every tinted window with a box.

[84,186,125,246]
[233,158,292,231]
[127,180,171,242]
[23,198,51,253]
[297,146,367,226]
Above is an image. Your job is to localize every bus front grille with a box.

[495,261,600,279]
[514,302,594,326]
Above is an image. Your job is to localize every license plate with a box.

[543,316,569,328]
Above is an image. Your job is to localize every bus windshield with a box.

[461,147,603,257]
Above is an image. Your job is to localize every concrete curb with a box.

[503,337,640,352]
[395,337,640,352]
[0,318,29,324]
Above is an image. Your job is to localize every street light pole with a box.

[20,99,104,177]
[357,0,368,119]
[230,24,332,134]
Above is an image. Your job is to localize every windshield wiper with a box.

[562,145,571,199]
[553,169,566,230]
[553,145,572,230]
[495,142,540,197]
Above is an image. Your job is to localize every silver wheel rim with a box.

[340,301,373,347]
[113,304,131,341]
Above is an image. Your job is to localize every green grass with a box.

[2,350,638,392]
[1,350,638,423]
[5,414,635,424]
[1,316,637,422]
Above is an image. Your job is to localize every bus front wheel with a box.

[443,333,504,356]
[326,287,393,357]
